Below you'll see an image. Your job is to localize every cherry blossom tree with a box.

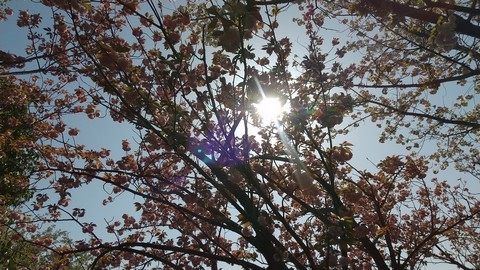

[0,0,479,269]
[323,0,480,179]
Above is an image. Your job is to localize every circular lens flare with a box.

[255,97,286,124]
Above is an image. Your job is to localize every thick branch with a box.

[252,0,296,6]
[95,242,265,270]
[361,0,480,39]
[424,0,480,16]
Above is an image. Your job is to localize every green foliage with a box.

[0,226,92,270]
[0,78,37,206]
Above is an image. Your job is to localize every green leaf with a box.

[134,202,142,212]
[237,213,252,228]
[7,259,17,270]
[271,6,281,16]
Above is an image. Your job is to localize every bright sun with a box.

[254,97,287,124]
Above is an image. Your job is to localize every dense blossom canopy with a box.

[0,0,479,269]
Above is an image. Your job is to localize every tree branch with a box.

[355,69,480,89]
[360,0,480,38]
[365,99,480,129]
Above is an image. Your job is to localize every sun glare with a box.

[254,97,286,124]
